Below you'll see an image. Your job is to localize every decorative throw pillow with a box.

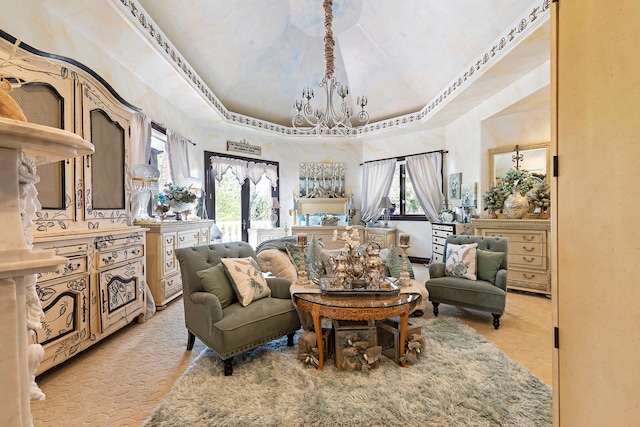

[445,243,478,280]
[257,249,298,282]
[476,249,506,284]
[221,257,271,306]
[196,263,238,308]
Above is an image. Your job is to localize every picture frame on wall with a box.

[449,173,462,199]
[461,183,478,208]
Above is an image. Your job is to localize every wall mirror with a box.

[488,142,550,186]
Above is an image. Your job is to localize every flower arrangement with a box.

[155,183,197,208]
[482,183,509,212]
[501,168,536,195]
[332,226,361,250]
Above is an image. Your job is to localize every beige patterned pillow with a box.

[444,243,478,280]
[257,249,297,282]
[221,257,271,306]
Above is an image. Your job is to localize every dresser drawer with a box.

[162,248,178,276]
[432,224,455,232]
[163,233,176,247]
[97,244,144,268]
[433,235,447,246]
[510,253,547,269]
[510,242,546,257]
[509,269,549,285]
[200,227,210,244]
[162,274,183,300]
[433,243,445,256]
[432,253,444,263]
[433,229,453,238]
[482,229,544,244]
[178,230,200,248]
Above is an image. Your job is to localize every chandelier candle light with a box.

[292,0,370,135]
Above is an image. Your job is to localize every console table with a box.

[471,218,551,295]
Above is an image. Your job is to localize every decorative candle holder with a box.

[297,235,310,285]
[398,244,411,286]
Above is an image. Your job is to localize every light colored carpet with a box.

[143,317,552,427]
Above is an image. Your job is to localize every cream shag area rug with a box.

[144,318,551,427]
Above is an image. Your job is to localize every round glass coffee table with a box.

[294,292,422,370]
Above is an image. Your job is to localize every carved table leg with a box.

[398,307,410,368]
[311,306,324,371]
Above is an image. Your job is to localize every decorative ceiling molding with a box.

[111,0,549,138]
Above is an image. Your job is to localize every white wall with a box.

[1,3,550,261]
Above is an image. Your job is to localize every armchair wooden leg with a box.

[286,332,296,347]
[223,357,234,376]
[492,314,501,330]
[432,302,440,317]
[187,331,195,350]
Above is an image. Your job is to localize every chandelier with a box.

[292,0,370,136]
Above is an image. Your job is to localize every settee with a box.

[176,242,301,375]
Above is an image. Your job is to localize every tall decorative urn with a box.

[503,185,530,219]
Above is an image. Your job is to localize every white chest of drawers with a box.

[471,218,551,295]
[140,220,214,307]
[431,222,475,263]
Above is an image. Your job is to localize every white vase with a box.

[504,185,530,219]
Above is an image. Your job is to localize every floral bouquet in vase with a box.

[155,183,198,220]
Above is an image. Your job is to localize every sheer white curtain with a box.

[166,130,191,186]
[128,112,155,317]
[405,152,443,222]
[130,112,152,165]
[360,158,397,223]
[210,156,278,188]
[129,112,152,222]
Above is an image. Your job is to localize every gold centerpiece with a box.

[325,227,387,290]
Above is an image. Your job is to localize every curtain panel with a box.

[405,152,443,222]
[360,158,397,223]
[209,155,278,188]
[166,130,192,186]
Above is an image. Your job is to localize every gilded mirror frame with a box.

[488,142,550,186]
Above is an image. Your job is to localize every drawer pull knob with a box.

[524,273,536,279]
[522,256,535,263]
[522,246,535,253]
[523,235,535,241]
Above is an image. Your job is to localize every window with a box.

[388,161,427,220]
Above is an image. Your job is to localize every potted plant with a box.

[482,184,509,218]
[527,180,551,218]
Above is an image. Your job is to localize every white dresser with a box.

[431,222,475,263]
[471,219,551,295]
[140,220,214,307]
[248,227,288,248]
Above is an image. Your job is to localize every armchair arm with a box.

[494,269,508,292]
[189,291,224,323]
[266,277,293,299]
[428,262,446,278]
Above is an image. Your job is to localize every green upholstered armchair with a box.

[176,242,301,375]
[426,235,509,329]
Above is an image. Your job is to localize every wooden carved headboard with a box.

[297,198,348,215]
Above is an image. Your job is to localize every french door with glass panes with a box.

[203,152,279,242]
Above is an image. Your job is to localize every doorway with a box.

[204,151,279,242]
